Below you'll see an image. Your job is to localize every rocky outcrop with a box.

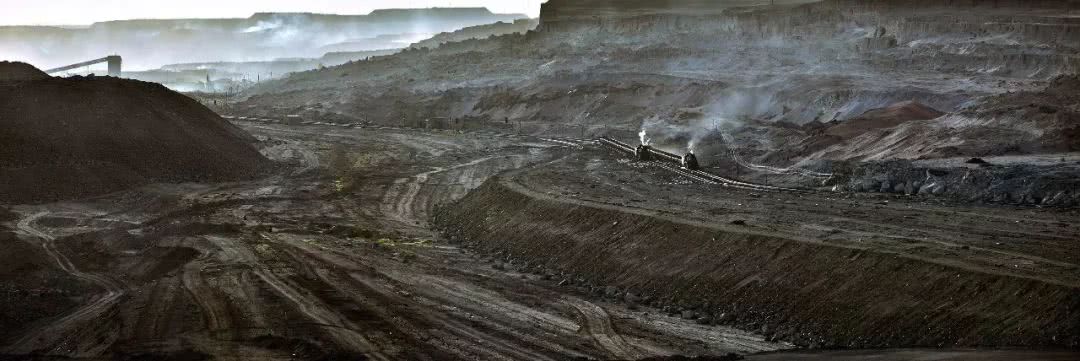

[839,159,1080,206]
[411,18,539,50]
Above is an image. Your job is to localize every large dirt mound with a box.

[0,61,48,81]
[0,64,272,203]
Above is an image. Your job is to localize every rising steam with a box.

[0,9,525,71]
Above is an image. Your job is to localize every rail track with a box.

[598,137,811,193]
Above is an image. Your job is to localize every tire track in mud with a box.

[258,139,320,176]
[380,155,503,228]
[271,244,457,360]
[563,297,648,360]
[377,133,575,230]
[277,237,573,361]
[626,313,783,354]
[363,283,563,361]
[265,129,780,359]
[180,249,233,334]
[204,235,390,360]
[253,268,388,359]
[7,211,127,356]
[371,270,585,360]
[373,149,663,360]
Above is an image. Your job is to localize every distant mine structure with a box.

[46,56,123,77]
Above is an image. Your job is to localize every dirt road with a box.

[4,121,1075,359]
[433,146,1080,351]
[506,150,1080,289]
[0,122,788,360]
[6,211,127,356]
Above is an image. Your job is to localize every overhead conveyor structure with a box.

[46,56,123,77]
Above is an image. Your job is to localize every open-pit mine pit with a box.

[2,0,1080,360]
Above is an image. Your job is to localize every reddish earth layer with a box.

[825,101,944,139]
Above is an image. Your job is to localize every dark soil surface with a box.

[434,147,1080,350]
[747,348,1080,361]
[0,61,48,81]
[0,207,14,222]
[0,121,789,360]
[0,63,272,203]
[1,119,1076,360]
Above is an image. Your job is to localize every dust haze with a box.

[1,0,1079,360]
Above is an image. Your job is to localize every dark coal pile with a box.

[0,62,272,203]
[0,207,13,222]
[0,61,48,82]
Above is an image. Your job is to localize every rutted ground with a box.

[7,212,127,356]
[434,147,1080,350]
[0,122,789,360]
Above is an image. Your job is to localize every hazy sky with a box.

[0,0,545,26]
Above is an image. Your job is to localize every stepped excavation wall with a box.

[434,177,1080,349]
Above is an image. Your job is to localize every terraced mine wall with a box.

[536,0,1080,77]
[244,0,1080,130]
[433,178,1080,349]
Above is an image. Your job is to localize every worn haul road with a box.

[0,122,791,360]
[434,147,1080,358]
[508,150,1080,290]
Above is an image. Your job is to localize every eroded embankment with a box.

[433,177,1080,349]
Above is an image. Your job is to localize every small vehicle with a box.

[682,152,700,170]
[635,144,653,161]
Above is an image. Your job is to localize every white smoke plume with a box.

[637,84,781,154]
